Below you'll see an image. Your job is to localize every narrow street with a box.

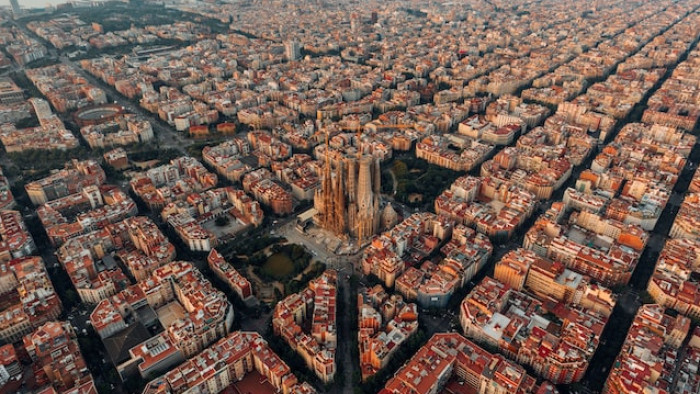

[333,272,354,394]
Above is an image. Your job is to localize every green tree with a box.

[639,290,656,305]
[64,289,80,309]
[214,216,230,227]
[392,160,408,178]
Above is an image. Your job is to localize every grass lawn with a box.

[261,253,295,280]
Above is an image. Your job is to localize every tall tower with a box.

[285,40,301,61]
[314,138,382,242]
[320,133,336,232]
[10,0,21,18]
[333,160,346,234]
[346,159,357,203]
[373,157,381,195]
[371,157,382,233]
[350,12,360,33]
[356,156,373,215]
[354,156,381,242]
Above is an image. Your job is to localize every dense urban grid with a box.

[0,0,699,393]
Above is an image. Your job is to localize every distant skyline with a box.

[0,0,98,10]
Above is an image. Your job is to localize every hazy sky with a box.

[2,0,80,9]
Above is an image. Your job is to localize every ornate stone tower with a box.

[314,141,381,241]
